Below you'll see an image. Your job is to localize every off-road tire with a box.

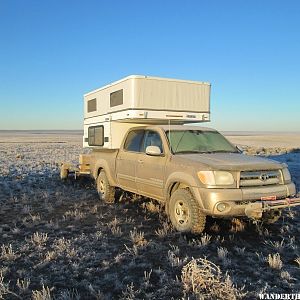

[169,188,206,234]
[262,210,282,224]
[97,171,115,204]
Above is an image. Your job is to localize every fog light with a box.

[216,203,227,212]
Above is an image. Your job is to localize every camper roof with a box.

[84,75,210,97]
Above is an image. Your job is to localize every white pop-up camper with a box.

[83,75,211,148]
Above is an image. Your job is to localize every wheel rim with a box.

[99,179,106,195]
[174,200,190,225]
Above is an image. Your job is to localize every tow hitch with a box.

[245,197,300,220]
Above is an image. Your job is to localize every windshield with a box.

[165,130,239,154]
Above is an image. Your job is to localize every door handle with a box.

[138,159,144,164]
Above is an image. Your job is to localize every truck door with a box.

[116,129,145,193]
[136,130,166,200]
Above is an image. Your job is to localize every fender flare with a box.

[164,172,203,213]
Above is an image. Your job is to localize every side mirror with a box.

[145,146,162,156]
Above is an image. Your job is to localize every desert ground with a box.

[0,130,299,299]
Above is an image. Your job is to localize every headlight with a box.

[282,167,291,183]
[198,171,234,186]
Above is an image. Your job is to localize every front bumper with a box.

[192,182,299,218]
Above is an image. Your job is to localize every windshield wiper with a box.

[208,150,239,153]
[174,150,207,154]
[174,150,239,154]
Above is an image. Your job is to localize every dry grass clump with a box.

[143,269,152,288]
[155,220,173,237]
[53,237,71,252]
[267,253,283,270]
[230,218,246,232]
[0,272,21,299]
[217,247,231,267]
[142,201,161,213]
[124,244,139,257]
[29,213,41,222]
[168,245,187,267]
[16,278,31,293]
[294,257,300,267]
[1,244,18,261]
[0,272,10,299]
[280,271,294,282]
[234,246,245,255]
[51,237,77,258]
[108,217,123,236]
[32,284,52,300]
[129,228,148,248]
[120,282,140,300]
[181,258,246,299]
[265,239,286,253]
[30,232,48,247]
[168,251,184,267]
[189,233,212,248]
[63,209,85,220]
[217,247,228,260]
[199,233,212,246]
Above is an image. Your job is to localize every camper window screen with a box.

[87,98,97,112]
[110,89,123,107]
[88,126,104,146]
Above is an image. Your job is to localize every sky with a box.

[0,0,299,131]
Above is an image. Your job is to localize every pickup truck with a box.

[64,125,300,233]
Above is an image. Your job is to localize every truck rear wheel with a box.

[169,188,206,234]
[97,171,115,204]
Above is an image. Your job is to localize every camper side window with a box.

[88,126,104,146]
[124,130,144,152]
[110,89,123,107]
[87,98,97,112]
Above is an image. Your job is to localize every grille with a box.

[239,170,282,187]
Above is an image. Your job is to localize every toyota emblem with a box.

[260,173,269,181]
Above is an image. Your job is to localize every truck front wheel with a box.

[97,171,115,204]
[169,188,206,234]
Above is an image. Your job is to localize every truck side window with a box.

[142,131,163,153]
[124,130,144,152]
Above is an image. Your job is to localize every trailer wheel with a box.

[169,188,206,234]
[262,210,282,224]
[60,164,69,180]
[97,171,115,204]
